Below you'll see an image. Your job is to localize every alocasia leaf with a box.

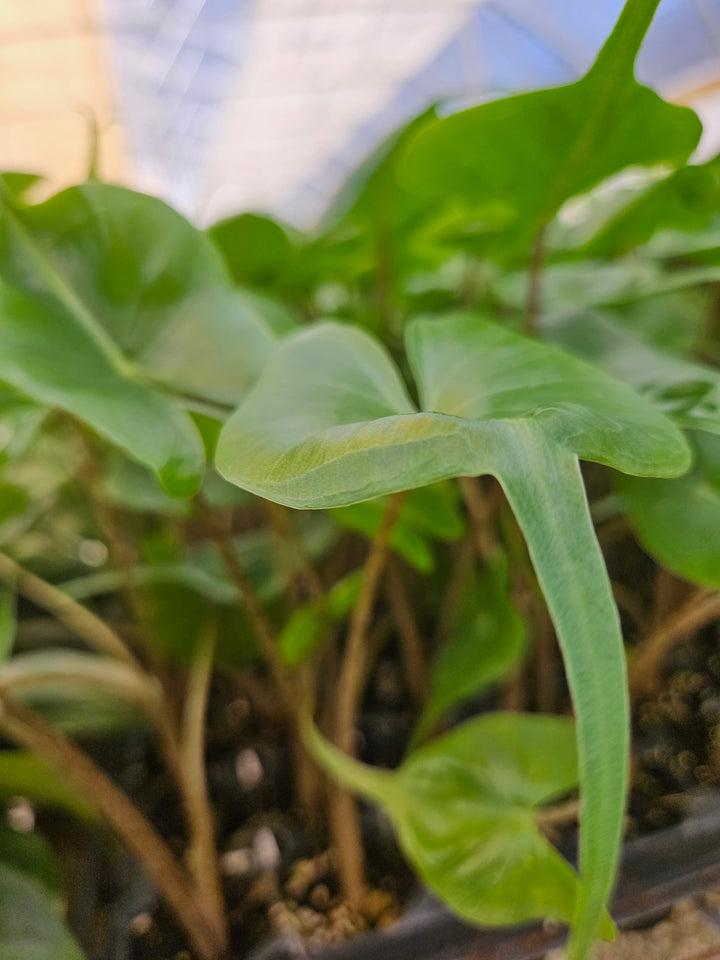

[617,431,720,589]
[0,181,277,494]
[304,711,613,934]
[217,311,689,955]
[402,0,701,261]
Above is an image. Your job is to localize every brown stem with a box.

[434,538,475,647]
[0,694,225,960]
[524,227,546,337]
[386,559,426,704]
[181,622,227,949]
[534,607,557,714]
[262,500,324,604]
[331,492,405,906]
[629,588,720,698]
[536,797,580,835]
[195,496,293,707]
[459,476,498,560]
[694,280,720,365]
[0,550,136,666]
[196,498,320,814]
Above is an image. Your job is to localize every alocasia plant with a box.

[402,0,701,263]
[216,312,690,956]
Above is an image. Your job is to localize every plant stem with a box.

[181,620,227,949]
[386,559,426,704]
[524,227,546,337]
[195,496,293,707]
[628,588,720,698]
[263,501,325,602]
[0,550,137,666]
[0,693,226,960]
[536,797,581,833]
[459,476,498,560]
[331,492,405,907]
[195,497,320,813]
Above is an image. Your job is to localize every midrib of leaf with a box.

[0,182,136,380]
[493,422,628,959]
[538,0,662,230]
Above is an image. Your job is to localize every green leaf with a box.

[332,484,463,573]
[278,570,363,666]
[543,311,720,435]
[402,0,701,260]
[0,824,64,898]
[0,752,95,821]
[617,431,720,589]
[0,173,42,203]
[218,314,688,507]
[0,863,84,960]
[305,711,602,930]
[414,551,526,742]
[0,182,277,494]
[208,212,298,289]
[0,586,16,662]
[580,156,720,258]
[217,311,689,952]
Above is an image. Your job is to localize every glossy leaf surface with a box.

[305,711,599,929]
[402,0,701,259]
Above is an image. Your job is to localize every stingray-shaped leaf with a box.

[402,0,701,260]
[0,181,277,494]
[543,311,720,436]
[617,431,720,589]
[305,711,609,933]
[218,311,689,955]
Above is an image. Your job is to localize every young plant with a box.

[215,312,689,956]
